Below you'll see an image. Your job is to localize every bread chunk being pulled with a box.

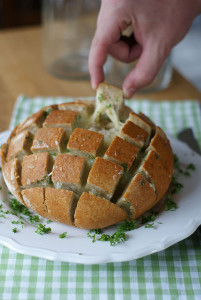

[0,83,174,229]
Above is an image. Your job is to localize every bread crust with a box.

[74,192,126,229]
[1,85,174,229]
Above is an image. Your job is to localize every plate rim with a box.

[0,130,201,264]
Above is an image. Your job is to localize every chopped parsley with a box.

[59,232,67,239]
[12,227,17,233]
[87,229,102,242]
[98,93,103,102]
[141,214,156,224]
[165,195,178,211]
[171,182,183,194]
[87,220,137,246]
[186,163,196,171]
[10,199,26,214]
[98,231,127,246]
[173,154,180,170]
[0,187,2,190]
[145,223,155,229]
[38,140,43,145]
[117,220,137,232]
[11,217,24,228]
[35,224,51,235]
[141,180,145,186]
[105,104,112,109]
[29,215,40,224]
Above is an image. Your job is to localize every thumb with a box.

[122,40,169,98]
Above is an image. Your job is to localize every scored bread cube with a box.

[128,111,154,139]
[105,136,139,170]
[45,187,78,226]
[139,150,172,200]
[16,110,47,135]
[58,101,92,120]
[74,192,126,229]
[155,126,173,152]
[21,152,53,188]
[31,127,67,154]
[67,128,104,158]
[2,158,23,203]
[22,187,49,219]
[120,121,149,148]
[139,112,155,127]
[6,130,33,162]
[40,104,58,114]
[52,154,86,192]
[147,133,174,174]
[117,173,156,220]
[43,110,79,136]
[87,157,123,200]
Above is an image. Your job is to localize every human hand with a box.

[89,0,201,98]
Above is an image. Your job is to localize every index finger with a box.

[88,36,109,90]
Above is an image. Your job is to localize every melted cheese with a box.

[91,83,124,130]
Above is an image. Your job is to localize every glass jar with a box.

[42,0,101,80]
[42,0,172,92]
[106,55,172,93]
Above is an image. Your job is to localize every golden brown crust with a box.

[105,136,139,169]
[0,143,8,166]
[1,88,174,229]
[16,110,46,135]
[74,192,126,229]
[21,152,53,187]
[45,187,78,225]
[87,157,123,199]
[122,173,157,219]
[52,154,86,189]
[121,121,149,148]
[2,158,24,203]
[148,133,174,174]
[129,111,153,137]
[43,110,78,135]
[6,130,33,162]
[139,150,172,200]
[67,128,104,157]
[31,127,67,153]
[21,187,49,218]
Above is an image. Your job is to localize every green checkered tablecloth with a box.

[0,95,201,300]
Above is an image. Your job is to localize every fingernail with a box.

[123,88,135,99]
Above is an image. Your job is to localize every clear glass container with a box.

[42,0,172,92]
[105,55,172,93]
[42,0,101,80]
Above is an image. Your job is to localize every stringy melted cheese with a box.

[91,83,124,130]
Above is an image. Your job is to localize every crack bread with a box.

[0,83,174,229]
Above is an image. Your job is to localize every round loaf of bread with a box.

[0,84,174,229]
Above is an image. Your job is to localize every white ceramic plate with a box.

[0,130,201,264]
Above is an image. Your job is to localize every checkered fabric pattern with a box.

[0,95,200,300]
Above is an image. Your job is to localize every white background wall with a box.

[173,15,201,92]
